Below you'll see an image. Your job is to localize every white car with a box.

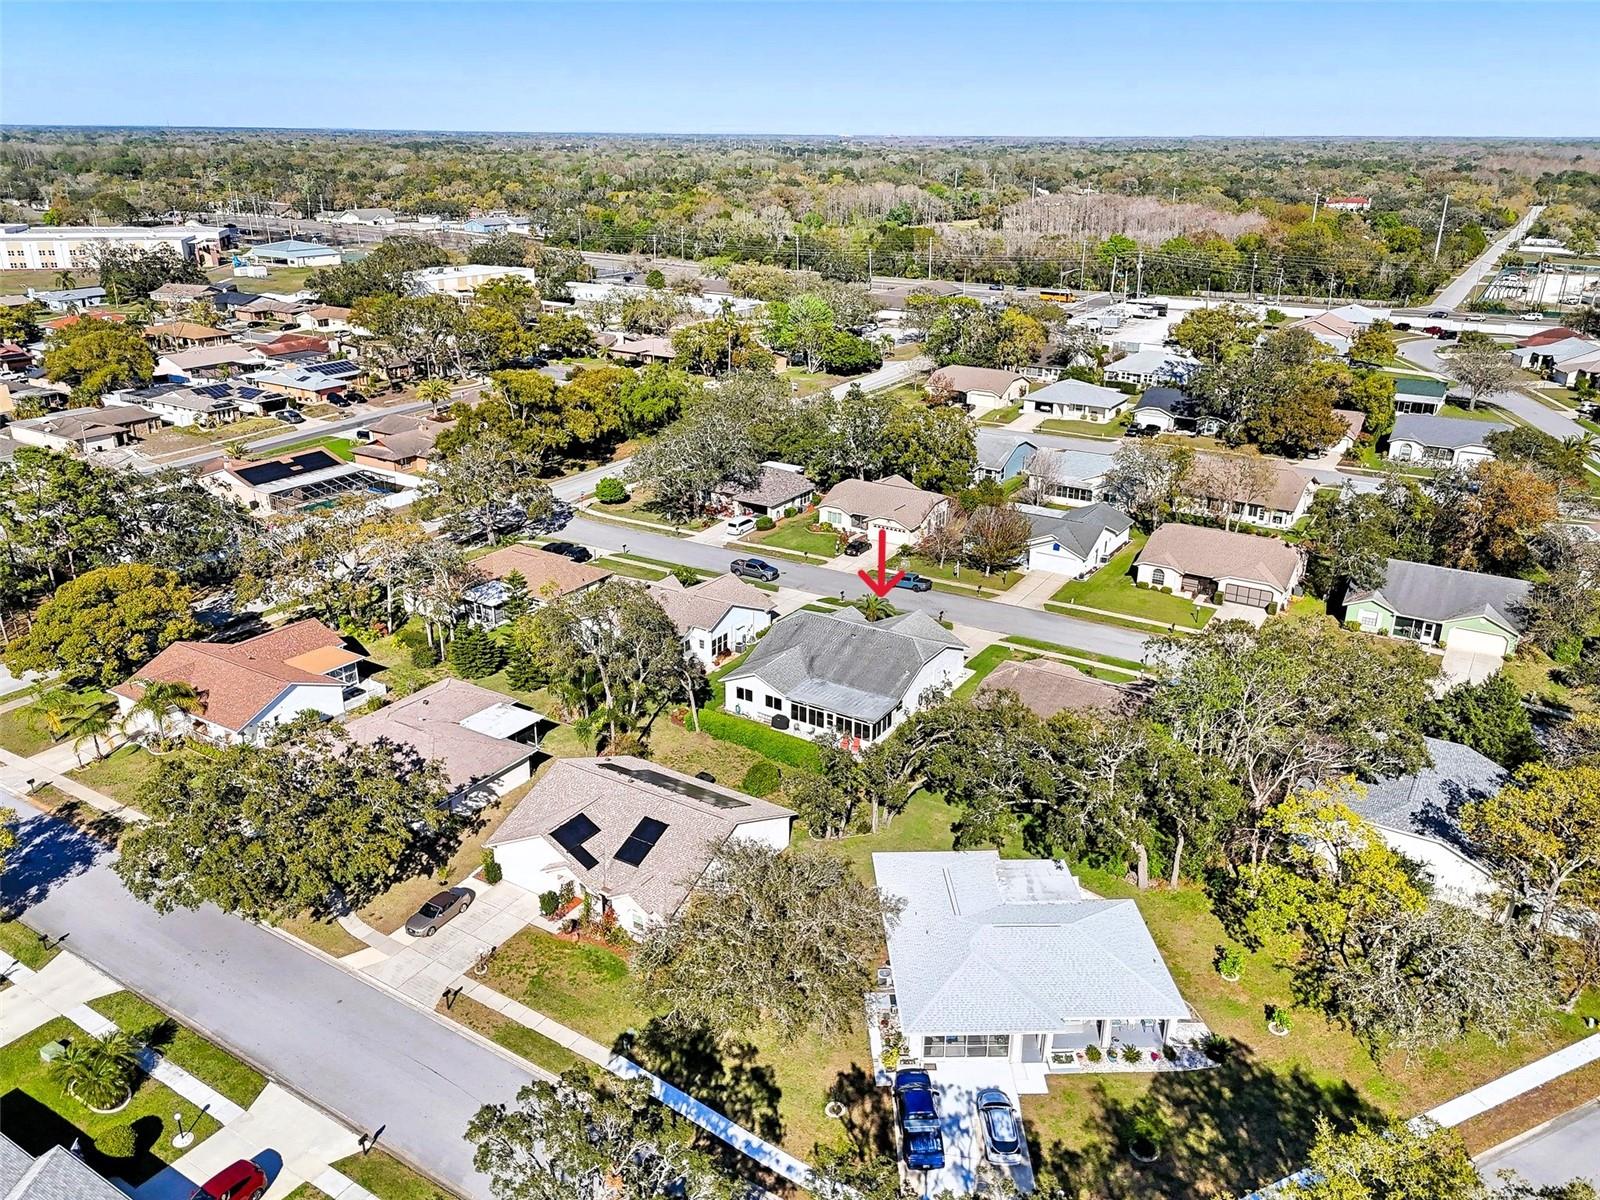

[1520,312,1544,321]
[725,514,757,536]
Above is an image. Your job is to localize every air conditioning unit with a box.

[770,713,790,731]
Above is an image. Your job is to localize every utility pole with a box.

[1432,194,1450,262]
[1248,253,1258,299]
[866,247,873,289]
[795,233,800,272]
[1311,192,1321,224]
[1135,251,1143,299]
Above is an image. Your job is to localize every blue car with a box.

[894,572,933,593]
[894,1069,945,1171]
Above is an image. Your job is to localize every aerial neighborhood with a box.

[1,83,1599,1200]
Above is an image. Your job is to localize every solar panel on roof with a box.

[192,383,230,398]
[613,816,669,867]
[238,387,263,399]
[307,360,358,376]
[550,813,600,870]
[595,762,749,809]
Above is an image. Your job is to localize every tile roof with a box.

[1137,522,1302,593]
[1345,737,1505,856]
[345,678,540,793]
[647,573,774,636]
[471,543,613,599]
[144,321,229,341]
[875,851,1190,1033]
[1344,558,1531,632]
[488,755,794,917]
[978,657,1132,719]
[729,609,965,722]
[112,618,352,733]
[160,344,264,371]
[1390,413,1509,450]
[818,474,948,529]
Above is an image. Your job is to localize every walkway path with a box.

[0,744,148,823]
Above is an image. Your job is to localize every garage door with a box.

[1224,583,1275,608]
[1445,628,1508,656]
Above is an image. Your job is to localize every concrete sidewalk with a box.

[1425,1034,1600,1128]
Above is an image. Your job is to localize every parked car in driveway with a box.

[541,541,592,563]
[895,1069,945,1171]
[977,1088,1028,1166]
[842,536,871,556]
[190,1159,267,1200]
[404,887,473,937]
[273,408,305,424]
[725,514,757,537]
[895,572,934,593]
[730,557,779,582]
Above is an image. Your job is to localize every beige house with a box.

[816,474,953,551]
[1134,522,1303,608]
[926,365,1029,415]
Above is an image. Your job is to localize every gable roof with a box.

[1188,453,1318,514]
[978,657,1132,720]
[875,851,1190,1033]
[1517,326,1583,349]
[344,678,540,793]
[1390,412,1509,450]
[974,430,1038,472]
[112,618,352,733]
[1021,501,1132,559]
[712,463,816,508]
[1137,522,1302,593]
[1527,336,1600,364]
[1104,348,1191,379]
[1133,385,1192,415]
[0,1136,125,1200]
[1344,558,1531,632]
[470,543,612,599]
[1027,377,1129,408]
[1392,375,1448,398]
[144,321,229,342]
[1345,737,1505,857]
[1024,446,1113,484]
[927,365,1027,396]
[488,755,794,917]
[818,475,948,529]
[647,572,773,637]
[730,609,965,722]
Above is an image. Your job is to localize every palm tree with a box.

[127,680,204,747]
[50,1029,144,1111]
[416,378,452,406]
[23,689,84,744]
[859,594,895,622]
[52,269,76,291]
[65,698,119,764]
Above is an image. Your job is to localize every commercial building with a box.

[0,223,234,271]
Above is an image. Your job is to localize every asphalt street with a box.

[1434,205,1545,312]
[1476,1100,1600,1189]
[1397,336,1581,441]
[0,787,529,1200]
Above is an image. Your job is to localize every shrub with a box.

[1214,944,1244,980]
[1163,1043,1179,1063]
[394,627,428,651]
[1136,581,1150,589]
[95,1123,138,1159]
[1162,586,1173,594]
[539,890,559,917]
[505,649,541,692]
[594,476,629,505]
[754,515,775,531]
[50,1030,142,1110]
[1084,1044,1102,1063]
[481,848,502,885]
[558,880,576,905]
[1265,600,1280,615]
[449,628,505,679]
[1211,589,1226,604]
[671,564,702,587]
[1121,1043,1143,1064]
[740,760,782,797]
[783,507,798,519]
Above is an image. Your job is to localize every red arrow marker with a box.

[858,528,905,597]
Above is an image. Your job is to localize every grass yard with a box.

[977,403,1024,426]
[902,553,1022,592]
[276,912,368,959]
[0,1017,223,1186]
[0,917,59,972]
[88,991,267,1109]
[1440,401,1510,422]
[252,435,356,461]
[212,264,317,294]
[951,644,1018,699]
[750,516,842,558]
[1502,648,1594,715]
[439,992,589,1076]
[1050,537,1213,629]
[66,745,166,807]
[596,488,712,531]
[1000,635,1145,674]
[783,366,846,396]
[0,705,53,757]
[594,555,671,581]
[171,416,285,443]
[331,1148,457,1200]
[1038,412,1132,438]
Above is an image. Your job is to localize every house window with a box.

[764,694,783,711]
[1150,568,1167,588]
[1392,616,1440,644]
[711,633,729,657]
[735,686,753,703]
[923,1034,1010,1059]
[1358,609,1380,630]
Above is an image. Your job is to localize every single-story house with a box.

[27,285,107,312]
[5,404,162,453]
[875,851,1194,1074]
[1026,377,1132,422]
[1325,302,1390,327]
[351,412,453,473]
[113,618,370,744]
[486,755,796,932]
[0,342,31,373]
[926,365,1030,415]
[1514,336,1600,374]
[1102,348,1192,389]
[1181,454,1320,529]
[1551,352,1600,389]
[156,343,267,381]
[462,543,613,627]
[104,382,241,428]
[1291,312,1358,356]
[647,572,774,667]
[816,474,953,551]
[1345,737,1506,910]
[243,239,343,268]
[345,678,544,811]
[299,304,355,331]
[245,362,359,404]
[974,431,1039,483]
[1342,558,1531,657]
[321,207,398,226]
[149,280,226,309]
[1516,326,1584,350]
[0,1132,127,1200]
[143,320,231,349]
[411,264,543,297]
[1392,375,1448,416]
[201,448,419,514]
[978,656,1133,720]
[236,296,314,324]
[1134,522,1303,608]
[1386,413,1508,467]
[710,462,817,518]
[723,608,966,747]
[1021,501,1132,576]
[1128,386,1219,435]
[1022,447,1114,508]
[607,335,677,365]
[1323,409,1366,460]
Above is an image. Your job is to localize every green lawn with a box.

[0,1017,223,1186]
[173,416,285,443]
[332,1149,456,1200]
[0,706,52,757]
[66,745,166,807]
[1051,538,1213,628]
[594,556,670,581]
[0,917,59,972]
[441,993,588,1076]
[977,403,1024,426]
[951,644,1018,699]
[87,991,267,1109]
[212,264,317,294]
[749,516,841,558]
[783,366,846,396]
[252,435,356,461]
[903,553,1022,592]
[1038,411,1133,438]
[1000,635,1147,674]
[1440,402,1510,422]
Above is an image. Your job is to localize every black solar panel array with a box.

[613,816,669,867]
[595,761,750,809]
[550,813,600,870]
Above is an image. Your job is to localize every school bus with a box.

[1038,288,1077,304]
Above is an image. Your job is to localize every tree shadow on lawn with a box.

[826,1062,897,1158]
[614,1017,784,1144]
[1031,1037,1385,1199]
[0,1088,173,1187]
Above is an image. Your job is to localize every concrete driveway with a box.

[997,570,1073,610]
[909,1062,1035,1196]
[1212,601,1267,627]
[1440,645,1504,688]
[360,879,544,1005]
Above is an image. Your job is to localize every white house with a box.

[486,756,796,932]
[1021,502,1132,576]
[411,264,542,297]
[1134,522,1303,608]
[816,474,953,551]
[1102,348,1193,389]
[1182,453,1320,530]
[722,609,966,748]
[874,851,1197,1080]
[112,619,370,745]
[104,382,241,428]
[1023,447,1114,507]
[926,365,1030,415]
[1025,377,1132,422]
[1387,413,1508,468]
[646,572,774,667]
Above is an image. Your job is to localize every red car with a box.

[191,1160,267,1200]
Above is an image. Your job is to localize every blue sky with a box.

[2,2,1594,137]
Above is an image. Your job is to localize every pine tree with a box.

[449,628,505,679]
[506,647,542,692]
[499,570,531,621]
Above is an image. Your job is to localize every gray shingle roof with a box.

[1345,737,1505,855]
[1390,413,1509,450]
[875,852,1190,1033]
[1027,378,1129,409]
[728,609,965,722]
[974,430,1037,472]
[1020,501,1131,559]
[0,1138,125,1200]
[1345,558,1531,631]
[978,657,1132,719]
[713,463,815,508]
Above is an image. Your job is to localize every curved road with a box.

[1397,336,1582,441]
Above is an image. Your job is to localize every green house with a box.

[1392,375,1449,415]
[1342,558,1531,656]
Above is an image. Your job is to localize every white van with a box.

[725,514,757,537]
